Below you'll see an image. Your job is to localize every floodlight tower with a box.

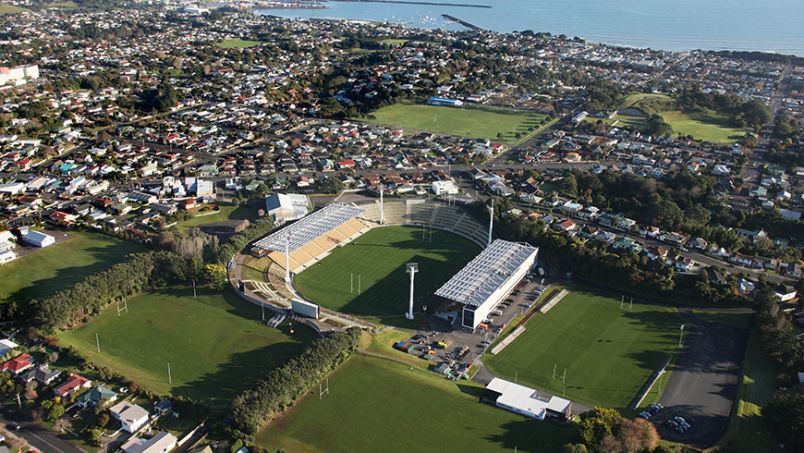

[284,231,291,282]
[405,262,419,320]
[379,184,385,225]
[487,198,494,247]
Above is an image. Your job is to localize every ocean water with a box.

[257,0,804,56]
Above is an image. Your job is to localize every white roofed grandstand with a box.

[253,203,369,274]
[436,239,538,329]
[254,203,365,252]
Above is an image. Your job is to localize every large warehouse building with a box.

[436,239,538,329]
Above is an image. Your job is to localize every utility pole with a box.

[192,279,197,299]
[96,333,100,353]
[284,231,291,282]
[678,324,686,347]
[379,184,385,225]
[167,363,172,385]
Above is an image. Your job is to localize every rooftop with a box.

[253,203,364,252]
[435,239,538,307]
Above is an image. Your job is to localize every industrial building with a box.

[436,239,538,329]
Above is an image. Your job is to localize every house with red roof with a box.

[1,353,34,375]
[54,374,92,397]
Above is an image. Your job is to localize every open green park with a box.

[612,93,747,143]
[216,38,263,49]
[362,103,549,144]
[257,354,575,452]
[0,231,145,310]
[485,286,682,409]
[293,226,479,324]
[59,286,314,405]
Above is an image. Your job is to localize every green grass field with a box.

[216,38,263,49]
[722,326,780,452]
[293,226,479,324]
[485,286,682,408]
[257,354,574,452]
[660,110,746,143]
[177,203,258,232]
[0,231,145,309]
[59,287,313,405]
[0,4,29,14]
[363,103,549,144]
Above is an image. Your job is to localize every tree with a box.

[763,387,804,450]
[204,263,228,290]
[619,418,659,453]
[24,381,38,401]
[579,407,623,447]
[563,444,589,453]
[53,418,72,433]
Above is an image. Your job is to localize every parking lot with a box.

[415,274,549,382]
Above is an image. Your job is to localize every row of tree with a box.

[32,251,196,332]
[229,328,362,440]
[565,407,666,453]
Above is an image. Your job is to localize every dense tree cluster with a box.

[32,251,196,331]
[763,387,804,451]
[755,290,803,377]
[210,216,274,264]
[570,407,659,453]
[677,89,771,130]
[229,328,361,439]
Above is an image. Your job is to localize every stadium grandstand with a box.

[357,199,488,247]
[436,239,538,329]
[253,203,368,274]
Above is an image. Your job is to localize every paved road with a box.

[0,412,84,453]
[653,309,748,449]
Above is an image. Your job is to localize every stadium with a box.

[242,197,539,329]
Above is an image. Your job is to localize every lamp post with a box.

[405,263,419,320]
[678,324,686,347]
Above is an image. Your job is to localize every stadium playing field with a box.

[257,354,574,452]
[363,103,549,144]
[0,231,145,310]
[59,286,313,405]
[293,226,479,323]
[485,286,682,408]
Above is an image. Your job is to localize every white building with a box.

[484,378,572,420]
[0,250,18,265]
[20,229,55,248]
[0,65,39,87]
[265,193,310,222]
[0,230,15,252]
[0,182,25,195]
[109,402,150,433]
[0,339,18,357]
[436,240,538,329]
[120,431,177,453]
[431,180,460,196]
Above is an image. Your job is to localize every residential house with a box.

[1,353,34,375]
[19,365,61,385]
[110,402,150,433]
[54,374,92,397]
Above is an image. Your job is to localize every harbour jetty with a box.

[441,14,483,30]
[332,0,491,9]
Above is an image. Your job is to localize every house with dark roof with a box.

[19,364,61,385]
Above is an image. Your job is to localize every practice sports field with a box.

[0,231,145,310]
[216,38,263,49]
[0,4,29,14]
[59,286,313,405]
[485,286,682,408]
[257,354,574,452]
[293,226,479,324]
[363,103,549,143]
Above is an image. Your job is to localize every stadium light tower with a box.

[379,183,385,225]
[405,262,419,320]
[487,198,494,247]
[284,231,291,282]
